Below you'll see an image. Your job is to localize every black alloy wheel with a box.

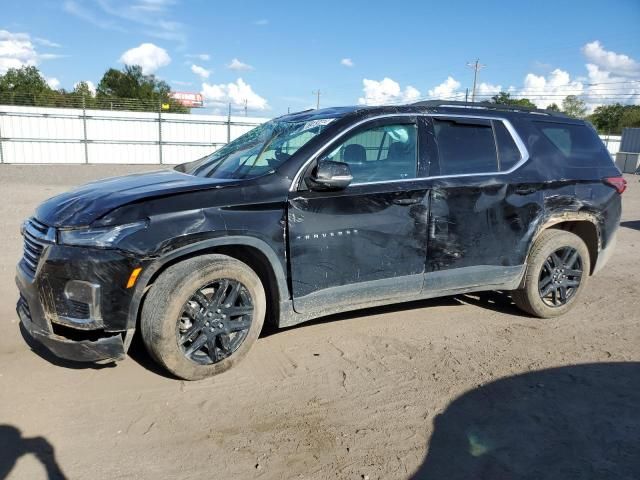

[177,279,254,365]
[538,246,583,307]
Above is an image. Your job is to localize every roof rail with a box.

[412,100,569,118]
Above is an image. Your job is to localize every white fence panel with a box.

[600,135,621,156]
[1,105,623,164]
[0,105,267,164]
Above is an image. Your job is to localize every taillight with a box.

[603,176,627,194]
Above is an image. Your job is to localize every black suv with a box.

[16,101,625,380]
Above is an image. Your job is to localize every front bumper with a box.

[15,242,141,363]
[17,291,127,362]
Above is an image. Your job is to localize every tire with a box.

[512,229,590,318]
[141,254,266,380]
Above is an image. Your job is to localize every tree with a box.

[546,103,561,112]
[619,106,640,129]
[96,65,187,112]
[69,81,96,108]
[588,104,626,134]
[0,66,53,105]
[490,91,537,109]
[561,95,587,119]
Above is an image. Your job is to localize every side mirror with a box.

[306,160,353,191]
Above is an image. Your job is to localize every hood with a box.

[35,169,239,227]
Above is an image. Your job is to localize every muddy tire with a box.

[512,229,590,318]
[141,254,265,380]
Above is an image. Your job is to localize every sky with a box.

[1,0,639,116]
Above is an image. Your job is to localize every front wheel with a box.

[512,230,590,318]
[141,254,266,380]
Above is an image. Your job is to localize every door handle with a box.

[515,185,537,195]
[392,197,421,205]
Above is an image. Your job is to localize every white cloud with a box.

[476,82,502,97]
[34,37,61,48]
[584,63,640,108]
[253,19,269,25]
[201,78,268,111]
[46,77,61,89]
[64,0,185,44]
[425,76,502,101]
[186,53,209,61]
[428,76,461,99]
[191,64,210,79]
[518,69,584,108]
[0,29,63,74]
[119,43,170,74]
[358,77,421,105]
[74,80,96,95]
[227,58,254,71]
[582,41,640,77]
[0,30,38,73]
[341,58,354,67]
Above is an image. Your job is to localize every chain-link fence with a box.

[0,95,268,164]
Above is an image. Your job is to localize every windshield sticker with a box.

[300,118,335,132]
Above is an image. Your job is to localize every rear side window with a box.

[493,121,521,170]
[537,122,606,158]
[433,119,497,175]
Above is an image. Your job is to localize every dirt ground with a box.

[0,165,638,480]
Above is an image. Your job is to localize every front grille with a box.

[21,218,53,277]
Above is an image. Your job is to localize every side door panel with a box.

[427,179,542,291]
[288,184,429,312]
[424,116,540,292]
[287,116,431,313]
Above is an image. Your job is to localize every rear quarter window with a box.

[536,122,607,161]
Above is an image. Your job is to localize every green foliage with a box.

[490,91,537,109]
[0,66,55,105]
[0,65,188,113]
[561,95,587,119]
[96,65,187,113]
[588,103,640,134]
[546,103,561,112]
[619,107,640,129]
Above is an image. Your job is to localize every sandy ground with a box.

[0,165,638,480]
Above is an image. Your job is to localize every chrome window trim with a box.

[289,112,530,191]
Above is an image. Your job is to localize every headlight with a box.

[58,221,147,247]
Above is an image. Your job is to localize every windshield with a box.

[179,118,334,179]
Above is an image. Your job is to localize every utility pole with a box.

[312,90,321,109]
[243,99,248,117]
[466,59,486,102]
[465,88,469,102]
[227,103,231,143]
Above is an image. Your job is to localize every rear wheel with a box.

[141,254,265,380]
[512,230,590,318]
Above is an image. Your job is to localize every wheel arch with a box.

[126,236,289,332]
[530,215,600,276]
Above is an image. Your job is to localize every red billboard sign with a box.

[169,92,204,108]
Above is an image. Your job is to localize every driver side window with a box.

[324,123,417,184]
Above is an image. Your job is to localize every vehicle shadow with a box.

[19,323,116,371]
[456,290,525,316]
[411,362,640,480]
[262,290,529,338]
[260,296,465,337]
[126,331,180,380]
[0,425,67,479]
[620,220,640,231]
